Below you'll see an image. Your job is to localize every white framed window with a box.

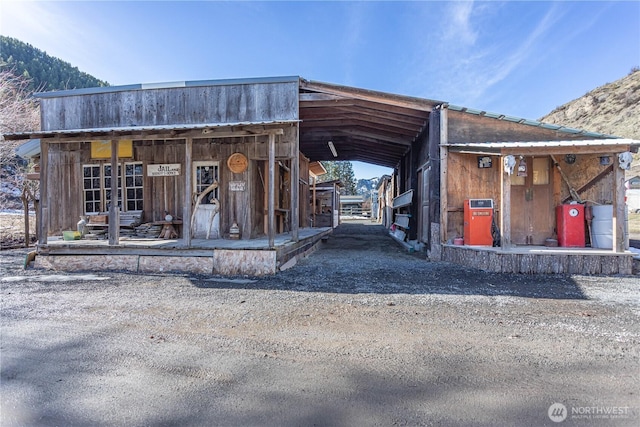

[194,161,219,204]
[125,162,144,211]
[103,164,122,210]
[82,162,144,213]
[83,164,102,213]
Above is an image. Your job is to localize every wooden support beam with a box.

[501,145,631,157]
[613,158,626,253]
[184,137,193,246]
[439,107,448,245]
[561,165,613,204]
[268,132,276,248]
[500,160,512,250]
[109,140,120,245]
[312,176,317,226]
[291,128,300,242]
[38,140,49,246]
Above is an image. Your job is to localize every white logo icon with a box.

[548,402,568,422]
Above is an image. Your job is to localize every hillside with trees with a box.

[539,68,640,177]
[539,68,639,140]
[0,36,109,92]
[318,161,357,195]
[1,37,110,236]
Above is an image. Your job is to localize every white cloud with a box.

[341,2,367,86]
[403,2,568,109]
[444,1,478,45]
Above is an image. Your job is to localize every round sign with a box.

[227,153,248,173]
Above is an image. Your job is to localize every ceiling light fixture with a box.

[328,140,338,157]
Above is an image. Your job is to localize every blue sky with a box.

[2,0,639,179]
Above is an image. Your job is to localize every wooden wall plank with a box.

[40,82,299,131]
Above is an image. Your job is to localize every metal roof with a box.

[446,104,616,139]
[5,120,300,142]
[444,138,638,154]
[15,138,41,158]
[10,75,633,169]
[33,76,301,98]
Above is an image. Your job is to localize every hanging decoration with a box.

[517,156,527,177]
[618,152,633,170]
[503,155,516,175]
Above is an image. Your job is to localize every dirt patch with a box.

[0,213,36,249]
[1,222,639,426]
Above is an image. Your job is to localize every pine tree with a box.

[319,161,357,195]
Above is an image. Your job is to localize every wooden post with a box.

[184,137,193,246]
[38,140,48,246]
[109,140,120,245]
[613,155,626,253]
[500,156,511,250]
[291,131,300,242]
[312,176,317,226]
[268,132,276,248]
[439,106,448,244]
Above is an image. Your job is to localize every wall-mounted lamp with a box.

[328,140,338,157]
[517,156,527,177]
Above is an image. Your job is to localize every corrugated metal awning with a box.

[444,138,639,155]
[15,138,41,158]
[3,120,300,142]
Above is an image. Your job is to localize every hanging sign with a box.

[229,181,246,192]
[477,156,492,168]
[90,140,133,159]
[147,164,181,177]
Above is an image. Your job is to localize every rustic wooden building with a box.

[7,76,639,275]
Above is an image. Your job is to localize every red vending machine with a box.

[463,199,494,246]
[556,204,585,247]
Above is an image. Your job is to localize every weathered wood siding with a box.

[442,245,633,275]
[46,142,84,233]
[553,154,615,204]
[445,152,501,239]
[44,125,299,238]
[299,154,310,227]
[447,111,593,143]
[40,81,299,131]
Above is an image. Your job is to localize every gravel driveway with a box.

[1,221,639,426]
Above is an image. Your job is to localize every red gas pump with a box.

[463,199,494,246]
[556,203,585,247]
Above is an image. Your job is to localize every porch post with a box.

[38,140,49,246]
[291,130,300,242]
[108,140,120,245]
[439,106,448,245]
[184,137,193,246]
[500,155,511,250]
[613,155,626,252]
[312,176,316,226]
[268,132,276,248]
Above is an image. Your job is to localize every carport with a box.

[298,79,439,168]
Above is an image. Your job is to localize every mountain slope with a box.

[0,36,109,92]
[539,69,640,140]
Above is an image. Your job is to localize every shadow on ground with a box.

[192,222,588,300]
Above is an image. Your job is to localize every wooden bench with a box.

[392,213,411,241]
[86,210,144,230]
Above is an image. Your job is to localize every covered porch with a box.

[439,138,637,274]
[33,227,332,276]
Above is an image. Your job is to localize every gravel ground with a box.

[1,221,639,426]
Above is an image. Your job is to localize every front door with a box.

[510,156,554,245]
[192,161,220,239]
